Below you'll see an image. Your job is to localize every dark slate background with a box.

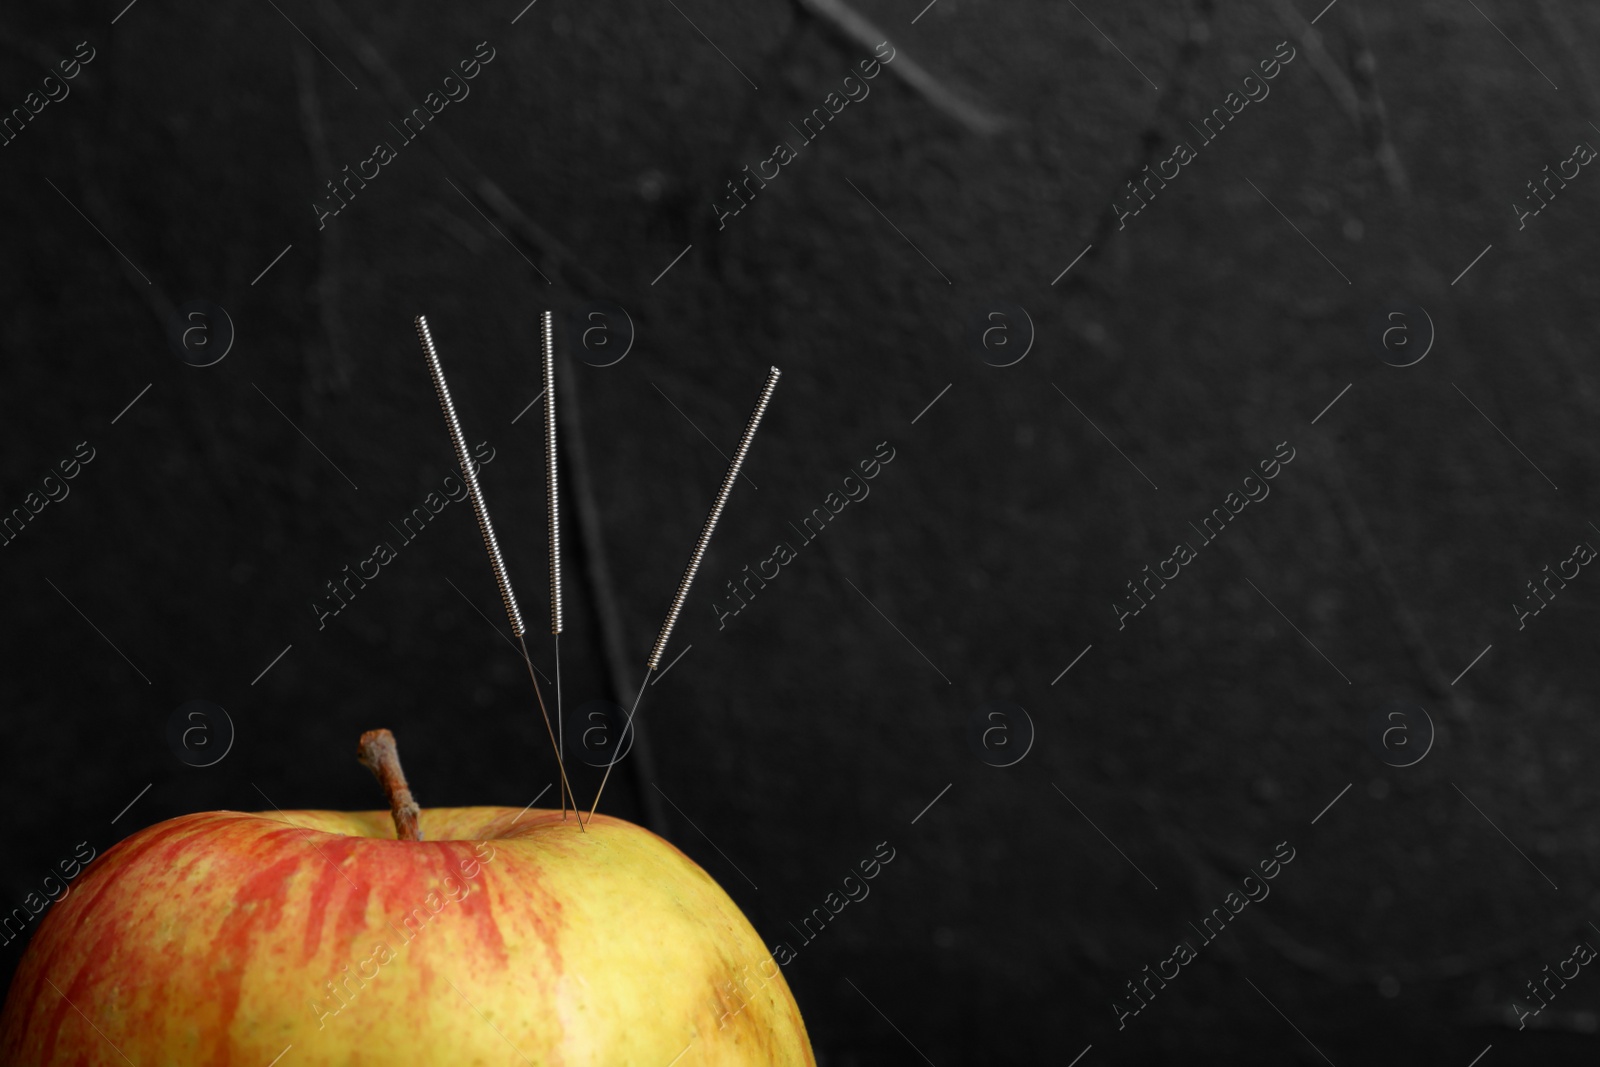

[4,0,1600,1063]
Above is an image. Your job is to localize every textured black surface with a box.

[4,1,1600,1063]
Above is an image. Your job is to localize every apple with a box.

[0,731,814,1065]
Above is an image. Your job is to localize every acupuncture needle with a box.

[540,310,573,820]
[588,366,781,823]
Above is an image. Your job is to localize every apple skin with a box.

[0,807,814,1066]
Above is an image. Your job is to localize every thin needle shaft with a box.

[555,633,565,818]
[519,634,582,832]
[588,666,652,824]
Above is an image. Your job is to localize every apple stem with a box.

[357,729,424,842]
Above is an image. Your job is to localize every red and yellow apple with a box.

[0,789,813,1064]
